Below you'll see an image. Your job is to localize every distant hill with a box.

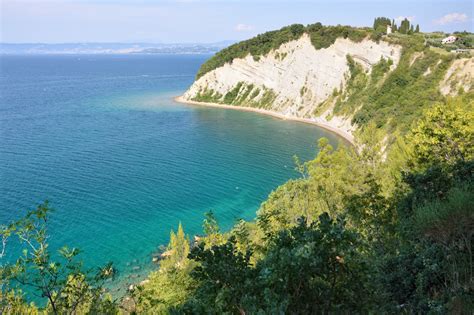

[0,41,236,55]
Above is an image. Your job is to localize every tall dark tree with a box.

[399,18,411,34]
[373,17,392,31]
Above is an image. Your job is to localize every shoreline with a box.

[174,96,355,146]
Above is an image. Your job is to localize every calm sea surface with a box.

[0,54,340,295]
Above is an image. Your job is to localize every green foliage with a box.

[373,17,391,30]
[370,56,393,81]
[230,219,251,253]
[375,101,474,313]
[191,87,222,103]
[181,237,256,314]
[391,19,398,32]
[258,214,372,313]
[257,137,372,242]
[161,222,190,270]
[408,98,473,168]
[307,23,368,50]
[223,82,244,104]
[399,18,411,34]
[0,202,119,314]
[381,176,473,313]
[132,223,197,313]
[179,214,371,313]
[351,47,455,133]
[196,23,370,79]
[196,23,306,79]
[191,82,277,109]
[256,88,277,109]
[203,211,220,236]
[372,17,391,40]
[175,94,473,313]
[334,55,368,114]
[133,266,196,314]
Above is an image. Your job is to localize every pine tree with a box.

[203,211,220,235]
[163,222,190,269]
[175,222,189,262]
[415,24,420,33]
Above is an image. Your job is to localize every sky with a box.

[1,0,473,43]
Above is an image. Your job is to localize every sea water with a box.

[0,54,341,296]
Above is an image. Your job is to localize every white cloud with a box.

[395,16,415,23]
[235,23,254,32]
[434,13,468,25]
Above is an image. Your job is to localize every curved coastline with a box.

[174,96,355,146]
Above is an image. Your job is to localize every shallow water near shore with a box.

[0,54,341,297]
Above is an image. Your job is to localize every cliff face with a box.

[182,31,473,141]
[183,34,402,138]
[440,58,474,96]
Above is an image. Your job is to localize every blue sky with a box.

[1,0,473,43]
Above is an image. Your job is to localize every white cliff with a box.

[182,34,403,141]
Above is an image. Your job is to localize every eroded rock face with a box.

[440,58,474,96]
[184,34,402,122]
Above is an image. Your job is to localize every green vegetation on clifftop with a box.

[196,23,370,79]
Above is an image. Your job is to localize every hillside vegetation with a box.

[196,23,370,79]
[1,21,473,314]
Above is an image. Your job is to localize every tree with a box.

[373,17,391,31]
[379,99,474,313]
[399,18,411,34]
[0,202,118,314]
[257,213,372,313]
[161,222,190,270]
[201,211,225,247]
[182,237,257,314]
[202,211,219,236]
[230,219,251,253]
[408,98,473,169]
[131,223,196,313]
[346,176,396,248]
[391,19,398,32]
[415,24,420,33]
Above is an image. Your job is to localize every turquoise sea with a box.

[0,54,340,295]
